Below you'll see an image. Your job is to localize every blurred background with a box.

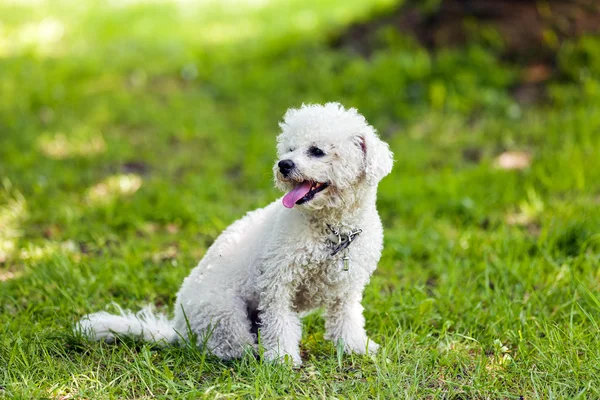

[1,0,600,396]
[1,0,599,247]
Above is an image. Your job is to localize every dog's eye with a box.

[288,147,295,153]
[308,146,325,157]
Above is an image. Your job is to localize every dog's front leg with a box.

[257,278,302,366]
[324,291,379,355]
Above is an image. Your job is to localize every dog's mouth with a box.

[282,181,329,208]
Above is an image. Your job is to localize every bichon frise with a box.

[78,103,394,366]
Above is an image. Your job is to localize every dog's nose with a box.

[278,159,295,176]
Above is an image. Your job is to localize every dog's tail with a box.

[76,304,178,344]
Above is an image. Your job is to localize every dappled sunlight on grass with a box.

[201,21,260,45]
[86,174,143,204]
[0,17,66,57]
[38,131,106,160]
[105,0,271,7]
[0,194,27,264]
[0,269,22,282]
[0,241,79,282]
[0,0,397,60]
[505,187,544,229]
[18,240,79,262]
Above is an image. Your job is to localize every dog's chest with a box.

[291,255,349,311]
[274,222,364,311]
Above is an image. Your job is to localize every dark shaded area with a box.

[554,222,597,258]
[335,0,600,60]
[120,161,150,175]
[247,301,261,339]
[334,0,600,103]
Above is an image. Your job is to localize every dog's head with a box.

[274,103,394,211]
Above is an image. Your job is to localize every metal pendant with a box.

[342,250,350,272]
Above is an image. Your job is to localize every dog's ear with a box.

[358,129,394,186]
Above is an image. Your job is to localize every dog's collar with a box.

[325,224,362,257]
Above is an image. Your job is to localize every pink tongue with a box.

[282,181,312,208]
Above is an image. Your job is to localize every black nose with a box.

[278,159,295,175]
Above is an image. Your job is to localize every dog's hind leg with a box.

[257,285,303,365]
[176,296,256,360]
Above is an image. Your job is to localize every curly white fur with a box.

[77,103,394,366]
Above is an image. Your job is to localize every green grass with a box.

[1,0,600,398]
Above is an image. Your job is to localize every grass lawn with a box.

[1,0,600,398]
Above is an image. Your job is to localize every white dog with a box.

[78,103,394,366]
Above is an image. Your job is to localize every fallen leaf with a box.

[0,270,22,282]
[43,224,61,239]
[495,151,531,170]
[505,212,532,226]
[152,245,179,263]
[523,64,552,83]
[86,174,142,204]
[505,212,541,236]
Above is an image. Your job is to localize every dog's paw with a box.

[340,337,379,355]
[364,339,379,355]
[263,349,302,367]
